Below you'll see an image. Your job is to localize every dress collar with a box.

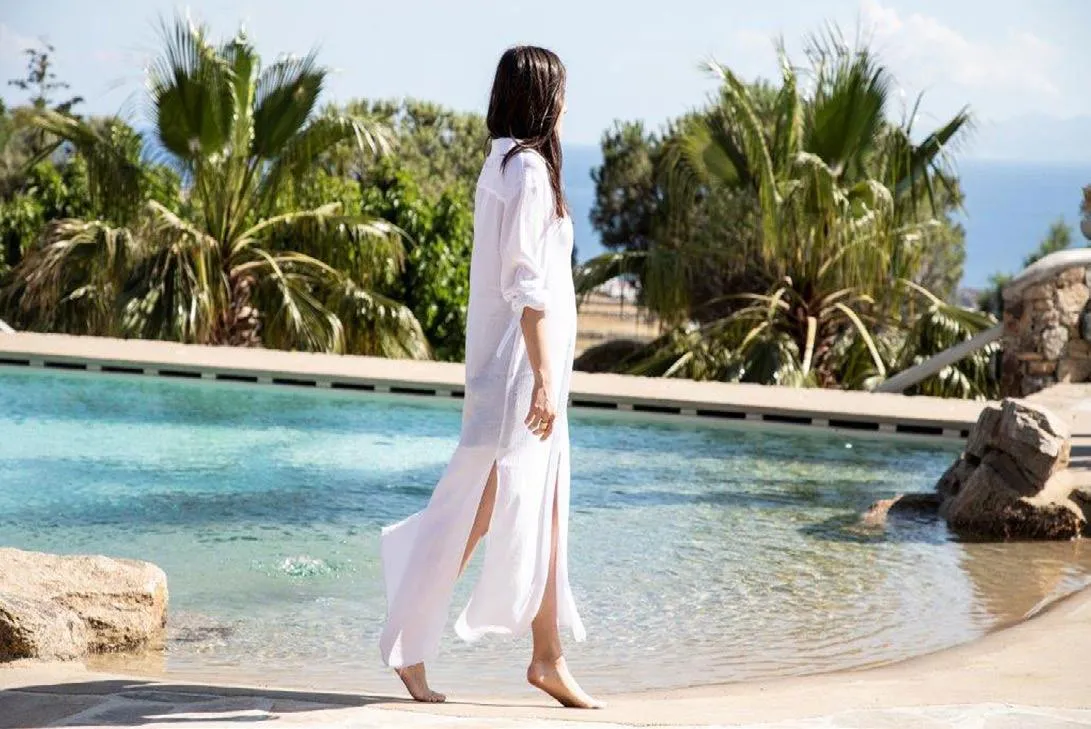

[490,137,518,155]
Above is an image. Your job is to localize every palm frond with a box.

[327,279,431,359]
[121,201,226,342]
[258,113,391,211]
[251,51,325,159]
[574,250,646,297]
[147,13,233,163]
[2,218,136,335]
[244,248,345,352]
[28,111,145,222]
[238,202,404,285]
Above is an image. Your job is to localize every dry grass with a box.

[575,293,660,356]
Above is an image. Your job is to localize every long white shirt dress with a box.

[379,137,587,668]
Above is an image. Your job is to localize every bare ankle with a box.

[531,648,563,667]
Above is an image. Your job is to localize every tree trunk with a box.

[219,274,262,347]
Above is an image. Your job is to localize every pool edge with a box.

[0,332,984,441]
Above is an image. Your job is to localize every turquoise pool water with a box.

[3,367,1091,697]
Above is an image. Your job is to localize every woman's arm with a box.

[497,157,555,441]
[521,307,554,441]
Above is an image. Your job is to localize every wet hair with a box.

[486,46,567,218]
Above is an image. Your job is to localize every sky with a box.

[2,0,1091,161]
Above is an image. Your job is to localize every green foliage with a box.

[359,166,472,361]
[339,98,487,200]
[581,27,987,398]
[590,121,660,253]
[2,16,428,358]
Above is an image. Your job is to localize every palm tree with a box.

[579,30,994,396]
[2,16,428,357]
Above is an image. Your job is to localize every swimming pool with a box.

[2,367,1090,697]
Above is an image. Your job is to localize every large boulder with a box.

[935,399,1082,540]
[0,594,87,662]
[0,548,168,662]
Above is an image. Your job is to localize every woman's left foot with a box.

[395,663,446,703]
[527,657,603,709]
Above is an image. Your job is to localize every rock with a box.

[1021,282,1054,301]
[1081,311,1091,342]
[944,457,1084,540]
[937,457,976,503]
[934,399,1081,541]
[0,548,168,662]
[1068,338,1091,359]
[1021,375,1055,396]
[860,498,896,528]
[965,405,1002,460]
[1057,356,1091,384]
[991,399,1070,486]
[1056,283,1090,326]
[1027,360,1058,376]
[859,493,942,528]
[1040,325,1069,361]
[1058,266,1088,286]
[0,594,88,662]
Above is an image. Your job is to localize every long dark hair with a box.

[486,46,567,218]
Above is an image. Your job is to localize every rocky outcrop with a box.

[937,399,1083,540]
[0,548,168,662]
[859,493,942,528]
[1001,251,1091,397]
[864,398,1084,540]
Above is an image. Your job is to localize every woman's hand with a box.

[525,377,555,441]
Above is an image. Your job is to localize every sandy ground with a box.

[3,585,1091,728]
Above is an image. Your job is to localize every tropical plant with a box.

[580,29,989,397]
[2,16,428,357]
[356,166,473,361]
[332,98,488,201]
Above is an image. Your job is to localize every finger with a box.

[540,418,554,441]
[525,405,539,426]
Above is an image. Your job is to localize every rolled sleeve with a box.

[499,163,551,315]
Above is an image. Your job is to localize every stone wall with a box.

[1001,251,1091,397]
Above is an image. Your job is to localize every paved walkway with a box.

[4,586,1091,728]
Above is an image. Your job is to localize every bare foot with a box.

[395,663,446,703]
[527,657,603,709]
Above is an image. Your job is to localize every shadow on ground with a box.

[0,678,397,728]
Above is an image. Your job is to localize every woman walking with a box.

[378,46,599,709]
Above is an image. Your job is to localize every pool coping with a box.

[0,332,987,439]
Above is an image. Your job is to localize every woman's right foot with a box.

[395,663,446,703]
[527,656,603,709]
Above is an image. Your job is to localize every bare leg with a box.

[527,483,602,709]
[461,464,498,575]
[396,465,498,704]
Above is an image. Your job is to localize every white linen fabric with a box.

[379,137,586,667]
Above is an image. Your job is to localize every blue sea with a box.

[563,145,1089,289]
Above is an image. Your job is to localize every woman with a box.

[378,46,599,709]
